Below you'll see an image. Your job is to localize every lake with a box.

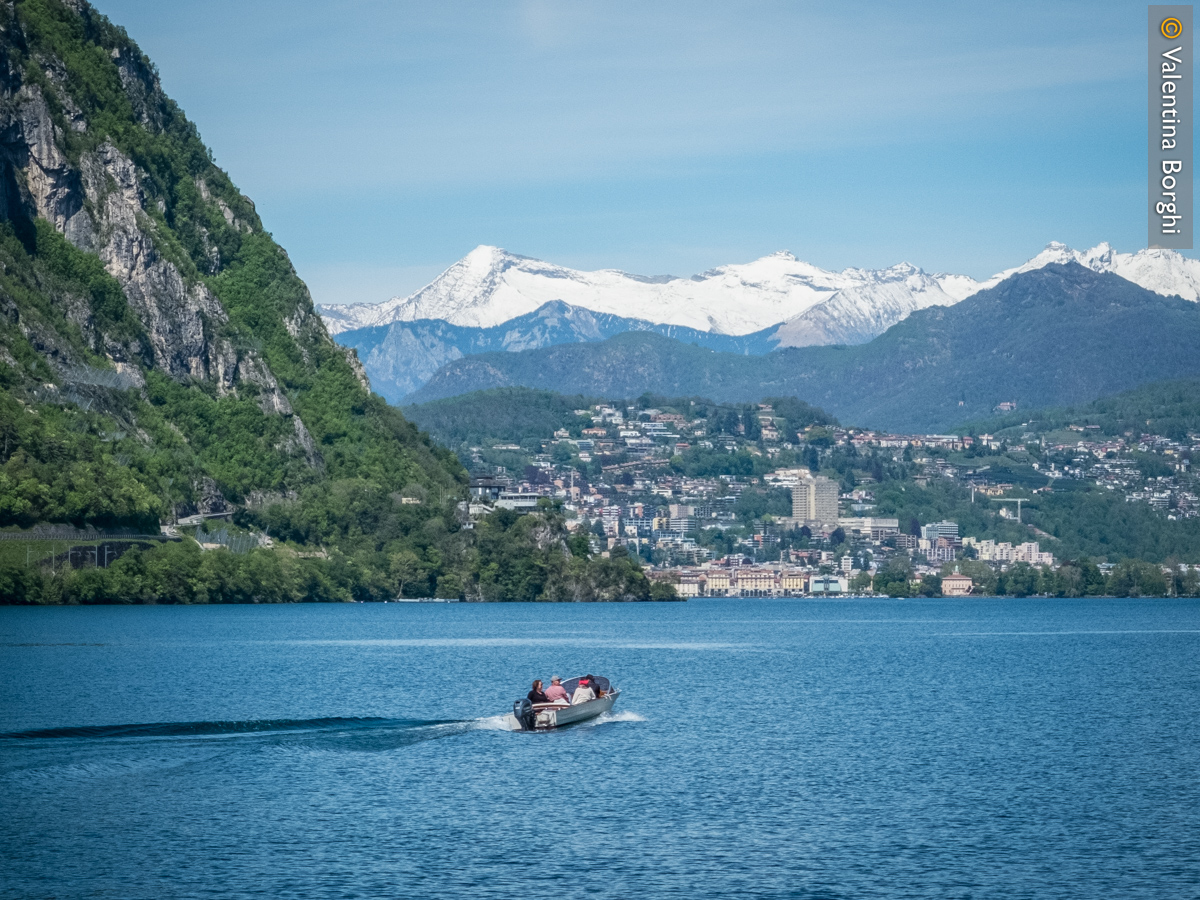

[2,598,1198,899]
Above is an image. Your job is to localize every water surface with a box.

[2,599,1198,899]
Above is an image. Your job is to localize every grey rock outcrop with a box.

[0,24,346,474]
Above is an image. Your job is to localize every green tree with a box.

[389,550,423,598]
[999,562,1039,597]
[917,574,942,597]
[649,580,679,601]
[873,558,913,597]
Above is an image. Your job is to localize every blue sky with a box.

[93,0,1167,305]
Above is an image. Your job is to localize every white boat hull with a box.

[502,691,620,731]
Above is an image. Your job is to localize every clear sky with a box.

[91,0,1173,305]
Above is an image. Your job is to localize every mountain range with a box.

[320,242,1200,401]
[334,301,778,404]
[405,263,1200,433]
[320,244,978,337]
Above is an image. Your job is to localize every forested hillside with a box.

[964,378,1200,441]
[0,0,653,602]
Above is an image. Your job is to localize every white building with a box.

[921,520,959,541]
[496,492,539,512]
[792,476,839,529]
[839,517,900,540]
[964,538,1054,566]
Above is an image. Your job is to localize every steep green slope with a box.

[0,0,654,602]
[962,378,1200,440]
[404,388,609,449]
[408,264,1200,432]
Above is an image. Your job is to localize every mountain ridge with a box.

[320,244,973,338]
[321,241,1200,402]
[406,263,1200,433]
[320,240,1200,339]
[335,300,779,403]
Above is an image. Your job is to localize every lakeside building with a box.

[942,570,974,596]
[651,565,859,598]
[809,575,848,594]
[705,570,732,596]
[779,570,808,596]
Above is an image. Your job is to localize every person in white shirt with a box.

[570,676,597,705]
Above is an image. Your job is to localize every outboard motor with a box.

[512,698,535,731]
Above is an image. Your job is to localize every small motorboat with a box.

[503,675,620,731]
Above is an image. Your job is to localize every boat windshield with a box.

[559,675,611,697]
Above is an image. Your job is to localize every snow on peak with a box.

[975,242,1200,300]
[316,241,1200,340]
[317,248,974,336]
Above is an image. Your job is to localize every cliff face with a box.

[0,0,461,531]
[2,1,297,400]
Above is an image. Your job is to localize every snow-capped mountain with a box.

[319,246,976,338]
[321,243,1200,343]
[319,242,1200,402]
[768,264,966,347]
[973,242,1200,300]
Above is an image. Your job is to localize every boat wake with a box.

[0,715,518,784]
[0,708,644,764]
[472,714,516,731]
[587,710,646,726]
[0,716,420,741]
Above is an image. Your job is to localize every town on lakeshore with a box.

[459,399,1200,598]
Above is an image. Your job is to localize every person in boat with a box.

[543,675,570,705]
[589,674,606,699]
[570,676,597,705]
[527,679,549,705]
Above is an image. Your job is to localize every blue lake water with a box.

[2,598,1199,899]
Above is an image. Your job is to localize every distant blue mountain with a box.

[335,300,780,403]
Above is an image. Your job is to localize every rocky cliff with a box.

[1,0,322,408]
[0,0,463,566]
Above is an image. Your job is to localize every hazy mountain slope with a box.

[336,301,777,403]
[402,387,609,449]
[962,377,1200,441]
[408,264,1200,432]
